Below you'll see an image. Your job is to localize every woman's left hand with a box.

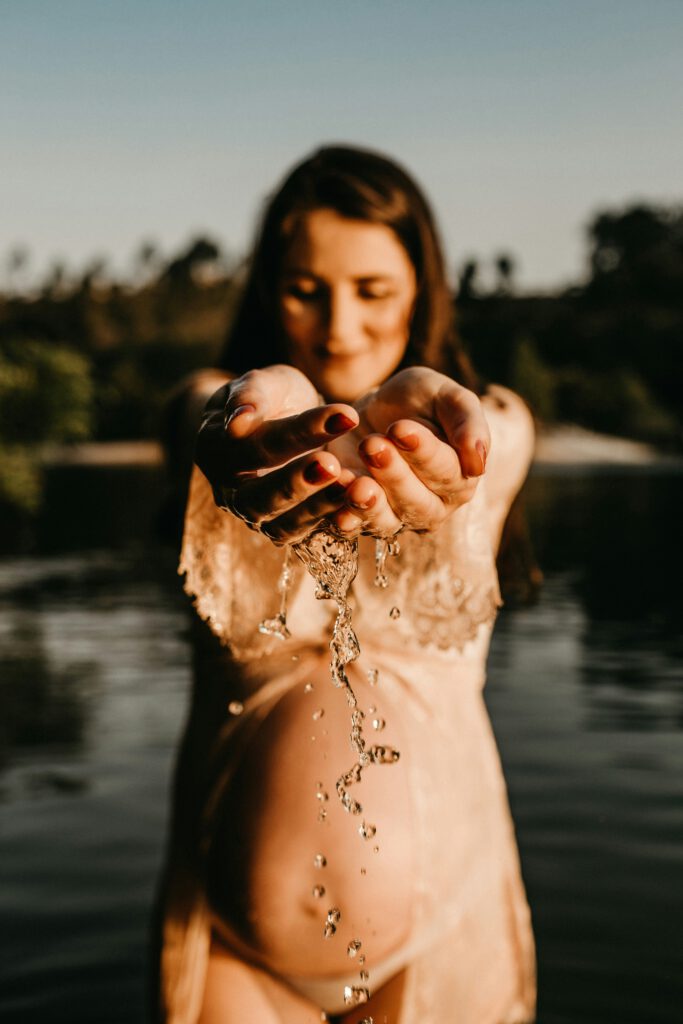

[327,367,490,537]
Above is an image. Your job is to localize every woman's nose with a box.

[325,289,363,352]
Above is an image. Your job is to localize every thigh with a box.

[198,944,324,1024]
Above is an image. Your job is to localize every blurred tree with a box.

[457,259,479,303]
[494,252,516,294]
[5,246,30,293]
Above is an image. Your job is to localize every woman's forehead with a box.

[281,208,414,280]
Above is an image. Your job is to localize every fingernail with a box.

[391,432,419,452]
[349,494,376,511]
[361,445,391,470]
[325,412,356,435]
[475,440,488,473]
[304,461,335,485]
[227,404,256,425]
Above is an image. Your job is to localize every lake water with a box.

[1,466,681,1023]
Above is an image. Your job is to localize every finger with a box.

[241,407,358,471]
[357,434,447,528]
[434,381,490,478]
[331,474,403,538]
[260,469,356,545]
[231,450,347,528]
[386,419,465,503]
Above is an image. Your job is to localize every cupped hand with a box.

[195,364,359,543]
[327,367,490,537]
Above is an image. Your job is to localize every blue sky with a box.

[2,0,681,290]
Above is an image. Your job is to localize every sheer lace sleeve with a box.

[178,466,305,658]
[352,478,502,655]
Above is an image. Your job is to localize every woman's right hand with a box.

[195,365,359,544]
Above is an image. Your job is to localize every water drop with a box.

[312,885,325,899]
[314,853,327,869]
[373,845,380,853]
[347,939,362,958]
[359,1017,373,1024]
[323,921,336,939]
[360,970,370,982]
[360,867,367,876]
[326,907,341,924]
[227,700,244,716]
[312,708,325,721]
[292,654,300,662]
[343,985,370,1007]
[359,821,376,840]
[359,953,366,965]
[304,681,314,693]
[389,606,401,620]
[368,705,376,714]
[372,717,385,731]
[318,807,328,822]
[316,784,329,801]
[367,668,379,686]
[387,538,401,557]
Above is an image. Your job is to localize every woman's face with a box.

[277,208,417,402]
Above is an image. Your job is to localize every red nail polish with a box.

[475,440,488,473]
[304,461,334,484]
[362,446,391,470]
[391,432,419,452]
[325,412,356,434]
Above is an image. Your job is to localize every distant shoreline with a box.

[42,425,682,471]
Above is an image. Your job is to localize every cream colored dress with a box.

[155,455,536,1023]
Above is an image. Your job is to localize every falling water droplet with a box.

[367,668,379,686]
[389,606,401,620]
[387,538,401,557]
[372,717,385,731]
[344,985,370,1006]
[359,821,377,840]
[312,885,325,899]
[304,681,314,693]
[227,700,244,716]
[347,939,362,958]
[312,708,325,721]
[313,853,327,869]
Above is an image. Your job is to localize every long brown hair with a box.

[219,144,477,390]
[216,144,538,603]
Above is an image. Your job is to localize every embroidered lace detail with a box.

[179,465,501,660]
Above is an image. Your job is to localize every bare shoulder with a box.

[481,385,535,549]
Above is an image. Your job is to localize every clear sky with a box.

[2,0,681,291]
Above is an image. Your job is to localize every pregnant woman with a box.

[153,145,536,1024]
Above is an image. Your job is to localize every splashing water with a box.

[289,527,402,1009]
[258,547,294,639]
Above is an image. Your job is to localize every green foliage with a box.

[0,338,94,515]
[0,338,93,444]
[509,336,556,421]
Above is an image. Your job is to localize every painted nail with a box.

[361,446,391,470]
[325,412,356,434]
[391,432,419,452]
[475,440,488,473]
[304,461,335,485]
[227,403,256,426]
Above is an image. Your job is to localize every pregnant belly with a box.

[206,655,416,977]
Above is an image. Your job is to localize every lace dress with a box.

[155,462,537,1024]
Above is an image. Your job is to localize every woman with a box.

[154,145,536,1024]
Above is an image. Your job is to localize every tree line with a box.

[0,203,681,519]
